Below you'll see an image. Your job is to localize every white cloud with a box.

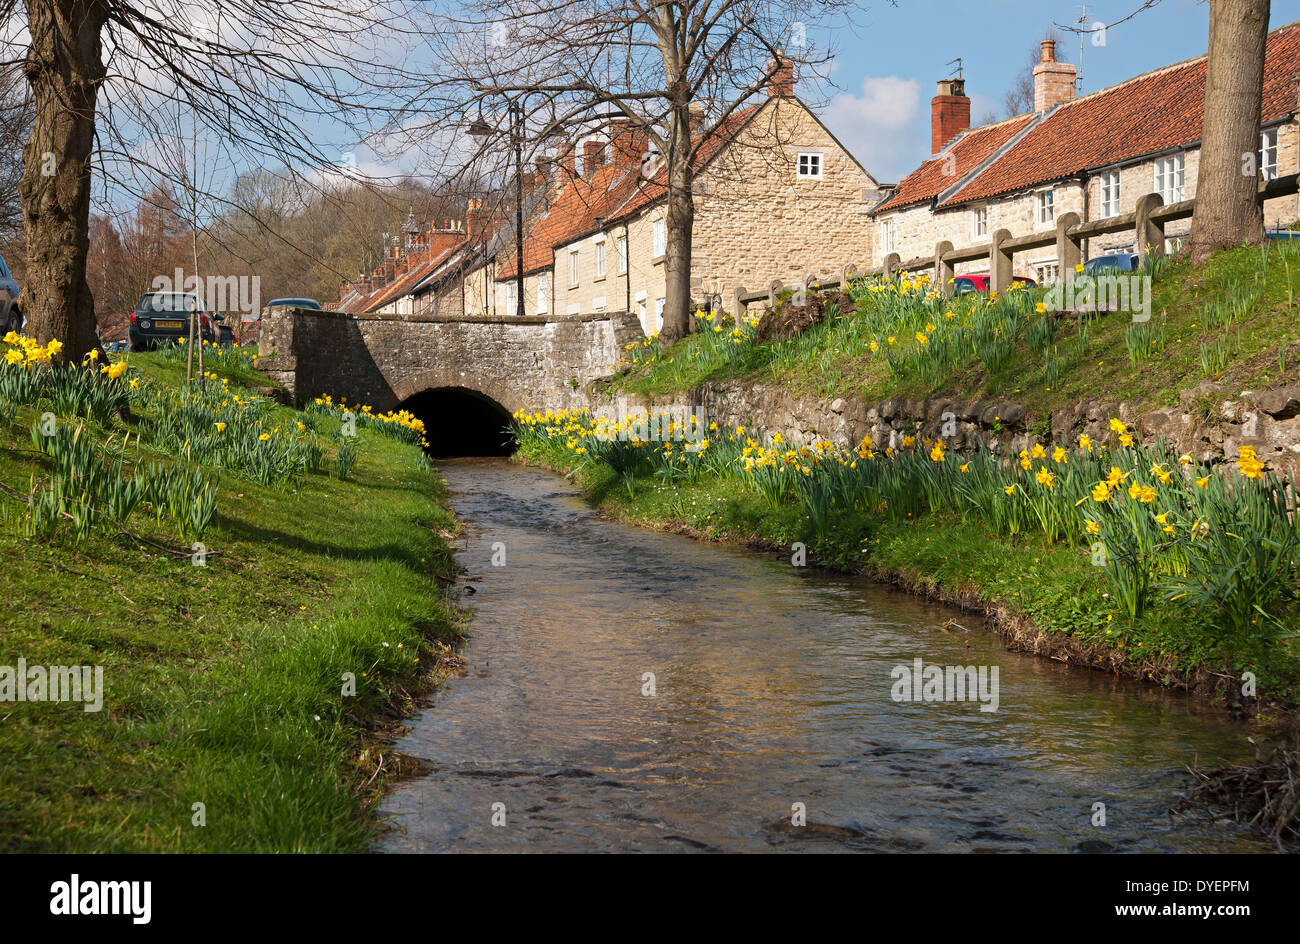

[823,75,925,183]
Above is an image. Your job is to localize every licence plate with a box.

[156,320,182,328]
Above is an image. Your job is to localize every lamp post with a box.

[469,101,526,318]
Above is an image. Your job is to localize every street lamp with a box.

[468,102,526,319]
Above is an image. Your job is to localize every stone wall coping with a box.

[265,305,625,327]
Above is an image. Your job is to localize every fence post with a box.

[1135,192,1166,264]
[935,241,954,298]
[733,284,748,319]
[840,262,859,289]
[1055,212,1082,275]
[883,252,900,278]
[768,279,783,310]
[989,228,1013,294]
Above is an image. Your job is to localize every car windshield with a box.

[139,293,198,313]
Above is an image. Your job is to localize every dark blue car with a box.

[1082,253,1140,274]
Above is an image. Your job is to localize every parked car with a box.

[266,297,321,310]
[0,252,21,335]
[1082,252,1141,274]
[952,273,1038,295]
[1266,230,1300,241]
[129,292,216,351]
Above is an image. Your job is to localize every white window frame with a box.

[617,236,628,274]
[655,297,666,331]
[880,219,896,254]
[652,219,666,258]
[592,295,606,312]
[1035,261,1060,285]
[1099,170,1120,219]
[1036,189,1055,226]
[971,206,987,239]
[568,248,580,287]
[797,152,823,180]
[594,241,606,279]
[506,280,517,314]
[1260,128,1279,181]
[536,275,548,313]
[1153,154,1185,204]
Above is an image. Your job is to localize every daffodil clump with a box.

[516,407,1299,638]
[1,333,137,426]
[614,308,763,374]
[130,374,324,487]
[308,394,428,448]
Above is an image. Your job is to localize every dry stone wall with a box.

[615,378,1300,479]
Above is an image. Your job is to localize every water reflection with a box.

[379,459,1261,853]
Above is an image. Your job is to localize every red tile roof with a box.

[938,21,1300,208]
[873,115,1035,214]
[497,159,642,279]
[359,244,462,313]
[97,311,129,344]
[338,243,464,314]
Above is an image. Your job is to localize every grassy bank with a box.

[513,412,1300,710]
[612,241,1300,419]
[0,339,460,852]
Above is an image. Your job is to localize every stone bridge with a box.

[256,306,643,421]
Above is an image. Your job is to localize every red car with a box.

[953,273,1038,295]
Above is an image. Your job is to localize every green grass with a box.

[613,242,1300,418]
[0,351,460,852]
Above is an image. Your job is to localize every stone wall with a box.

[615,377,1300,479]
[258,305,640,414]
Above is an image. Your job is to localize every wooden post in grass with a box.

[989,229,1013,294]
[935,241,954,298]
[1056,212,1082,274]
[1135,193,1166,266]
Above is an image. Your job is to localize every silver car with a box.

[0,253,20,335]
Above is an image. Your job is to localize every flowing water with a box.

[379,458,1263,853]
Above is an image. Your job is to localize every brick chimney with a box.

[688,102,705,137]
[931,77,970,155]
[426,220,464,258]
[610,121,648,172]
[558,142,577,182]
[582,139,606,179]
[1033,39,1076,113]
[767,51,795,96]
[466,197,491,240]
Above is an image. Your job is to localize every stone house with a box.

[873,22,1300,284]
[496,64,886,334]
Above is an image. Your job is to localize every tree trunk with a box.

[660,102,694,346]
[18,0,108,359]
[1187,0,1270,264]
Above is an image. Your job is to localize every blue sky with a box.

[818,0,1300,184]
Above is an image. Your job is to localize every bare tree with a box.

[409,0,860,345]
[1,0,431,360]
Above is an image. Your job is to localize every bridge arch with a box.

[392,375,518,457]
